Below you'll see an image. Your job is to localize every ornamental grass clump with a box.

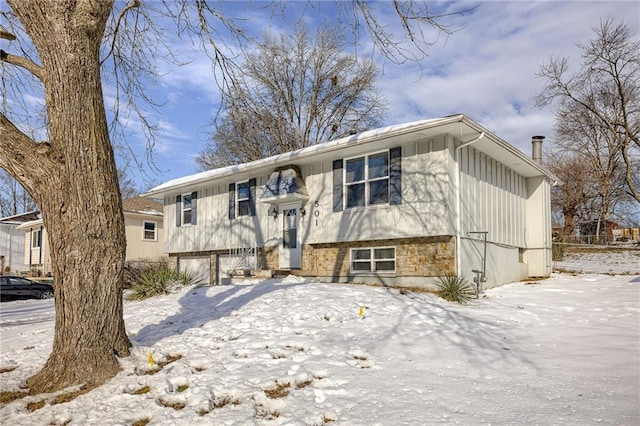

[436,274,475,304]
[129,264,198,300]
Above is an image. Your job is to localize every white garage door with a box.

[178,256,210,285]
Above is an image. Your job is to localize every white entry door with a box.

[279,203,301,269]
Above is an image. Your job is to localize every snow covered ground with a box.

[1,274,638,425]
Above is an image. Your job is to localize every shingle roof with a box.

[122,197,163,215]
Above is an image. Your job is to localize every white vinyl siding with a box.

[458,145,527,248]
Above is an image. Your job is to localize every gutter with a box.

[454,131,485,277]
[144,114,466,198]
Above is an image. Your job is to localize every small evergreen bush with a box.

[436,274,475,304]
[128,263,197,300]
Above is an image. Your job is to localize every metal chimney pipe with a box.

[532,135,545,165]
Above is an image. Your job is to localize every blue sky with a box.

[4,1,640,191]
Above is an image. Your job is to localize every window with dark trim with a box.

[182,193,193,224]
[336,147,401,211]
[176,191,197,226]
[229,178,256,219]
[350,247,396,273]
[237,181,251,217]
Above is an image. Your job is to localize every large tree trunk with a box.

[1,0,131,393]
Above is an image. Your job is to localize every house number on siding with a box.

[314,209,320,226]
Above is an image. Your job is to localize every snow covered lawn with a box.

[1,274,639,425]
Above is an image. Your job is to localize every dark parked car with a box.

[0,276,54,300]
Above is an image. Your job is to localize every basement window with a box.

[350,247,396,273]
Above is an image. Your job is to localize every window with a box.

[237,181,251,217]
[333,147,401,213]
[350,247,396,273]
[176,192,197,226]
[143,221,157,241]
[345,151,389,209]
[282,208,297,248]
[229,179,256,220]
[32,229,42,248]
[182,193,192,225]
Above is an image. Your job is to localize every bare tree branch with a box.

[196,25,387,169]
[0,49,43,81]
[536,19,640,205]
[0,112,53,196]
[100,0,141,66]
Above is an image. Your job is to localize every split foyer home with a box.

[16,197,165,276]
[145,114,558,289]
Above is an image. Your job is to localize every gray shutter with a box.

[191,191,198,225]
[332,159,343,212]
[389,147,402,205]
[228,183,235,220]
[248,178,257,217]
[175,195,182,227]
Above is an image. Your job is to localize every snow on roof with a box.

[15,199,162,230]
[0,211,40,225]
[145,115,464,197]
[122,197,163,216]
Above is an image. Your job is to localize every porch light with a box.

[269,205,278,219]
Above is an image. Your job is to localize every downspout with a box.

[455,132,485,277]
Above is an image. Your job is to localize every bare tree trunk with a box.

[1,0,131,393]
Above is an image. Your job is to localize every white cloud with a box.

[372,0,640,156]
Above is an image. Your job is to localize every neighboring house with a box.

[16,197,165,276]
[612,227,640,243]
[578,219,618,244]
[145,114,558,289]
[0,211,40,274]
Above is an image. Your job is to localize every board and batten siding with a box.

[164,174,280,254]
[306,138,453,245]
[163,135,457,255]
[458,145,527,248]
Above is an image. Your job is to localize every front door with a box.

[279,203,301,269]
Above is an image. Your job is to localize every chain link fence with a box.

[552,243,640,275]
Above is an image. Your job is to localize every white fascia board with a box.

[144,114,466,198]
[15,218,43,230]
[459,117,561,184]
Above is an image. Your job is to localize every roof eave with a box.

[143,114,467,198]
[459,116,560,184]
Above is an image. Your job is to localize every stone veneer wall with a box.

[169,236,455,286]
[263,236,456,284]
